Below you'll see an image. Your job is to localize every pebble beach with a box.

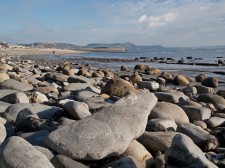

[0,48,225,168]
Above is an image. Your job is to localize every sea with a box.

[27,47,225,88]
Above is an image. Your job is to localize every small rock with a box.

[192,120,207,129]
[182,85,197,95]
[155,91,188,104]
[129,73,142,85]
[196,73,206,82]
[0,123,6,144]
[181,105,211,122]
[120,65,129,71]
[101,78,138,98]
[216,90,225,99]
[0,71,10,82]
[123,140,154,168]
[174,75,190,86]
[197,94,225,106]
[146,118,177,132]
[202,77,219,88]
[63,101,91,120]
[31,91,49,103]
[137,81,159,91]
[194,84,214,94]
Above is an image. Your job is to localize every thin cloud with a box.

[139,12,179,28]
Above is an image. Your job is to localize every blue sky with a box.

[1,0,225,47]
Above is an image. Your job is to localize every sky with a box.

[1,0,225,47]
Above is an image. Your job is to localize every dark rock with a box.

[202,77,219,88]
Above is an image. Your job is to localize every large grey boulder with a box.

[165,134,218,168]
[177,123,218,151]
[181,105,211,122]
[155,91,188,104]
[0,136,54,168]
[149,102,189,125]
[63,101,91,120]
[45,91,157,160]
[0,79,33,91]
[3,103,63,123]
[0,123,6,144]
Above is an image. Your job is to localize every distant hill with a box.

[19,42,225,53]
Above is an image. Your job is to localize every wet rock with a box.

[51,155,88,168]
[137,81,159,91]
[123,140,154,168]
[0,123,6,144]
[0,79,33,91]
[174,75,190,86]
[62,101,91,120]
[101,78,138,98]
[150,102,189,125]
[0,136,54,168]
[177,123,218,151]
[146,118,177,132]
[202,77,219,88]
[181,105,211,122]
[34,146,54,160]
[207,117,225,128]
[165,134,218,168]
[45,91,157,160]
[196,73,206,82]
[194,84,214,94]
[0,92,29,103]
[31,91,49,103]
[138,131,179,156]
[155,91,188,104]
[0,71,10,82]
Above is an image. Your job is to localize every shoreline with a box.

[0,48,84,57]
